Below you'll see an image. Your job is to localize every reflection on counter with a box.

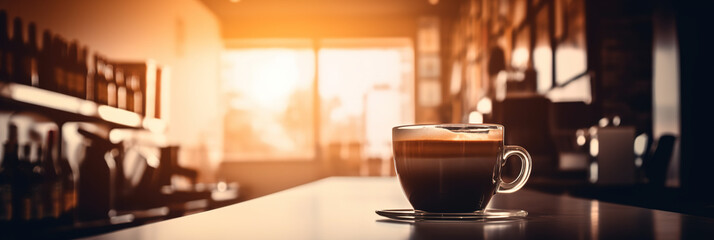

[375,192,687,240]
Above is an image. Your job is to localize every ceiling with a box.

[199,0,460,38]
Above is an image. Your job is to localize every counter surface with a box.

[84,177,714,239]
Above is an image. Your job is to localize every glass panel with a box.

[318,44,414,175]
[221,49,315,160]
[550,0,590,103]
[534,5,553,93]
[511,24,530,69]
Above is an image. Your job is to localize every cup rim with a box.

[393,123,503,130]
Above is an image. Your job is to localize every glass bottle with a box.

[39,130,61,220]
[126,73,136,112]
[8,18,24,85]
[10,17,28,85]
[38,30,56,91]
[16,144,40,222]
[79,47,88,100]
[25,22,39,87]
[57,142,75,223]
[115,68,127,109]
[105,62,117,107]
[67,42,79,98]
[0,10,9,82]
[52,36,67,95]
[76,129,116,221]
[0,124,20,222]
[130,75,143,114]
[94,55,107,105]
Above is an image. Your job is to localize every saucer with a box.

[375,209,528,221]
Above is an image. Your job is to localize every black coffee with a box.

[393,139,503,213]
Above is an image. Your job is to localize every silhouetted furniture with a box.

[548,101,593,137]
[643,135,676,187]
[158,146,198,187]
[593,126,637,185]
[548,101,593,173]
[505,68,538,94]
[491,95,557,178]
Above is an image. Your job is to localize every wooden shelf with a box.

[0,82,165,132]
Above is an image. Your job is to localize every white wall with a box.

[652,6,680,187]
[0,0,224,169]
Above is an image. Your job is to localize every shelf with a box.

[0,82,165,132]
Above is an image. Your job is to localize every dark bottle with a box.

[16,144,42,222]
[38,30,55,91]
[129,75,143,114]
[105,62,117,107]
[57,144,76,223]
[10,17,30,85]
[67,42,79,98]
[39,130,62,220]
[0,124,20,222]
[115,67,126,109]
[24,22,39,87]
[29,141,47,221]
[28,143,46,222]
[0,10,9,82]
[76,128,116,221]
[126,73,136,112]
[62,40,71,96]
[94,55,108,105]
[52,36,67,95]
[155,67,164,118]
[79,47,89,100]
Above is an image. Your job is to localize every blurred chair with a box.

[491,94,557,179]
[643,134,676,187]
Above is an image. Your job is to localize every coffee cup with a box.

[392,124,532,213]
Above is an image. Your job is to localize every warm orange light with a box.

[8,82,82,114]
[533,46,552,92]
[220,40,413,164]
[223,50,307,112]
[143,118,167,133]
[546,45,591,103]
[221,48,315,160]
[511,48,529,69]
[634,133,648,156]
[476,98,492,114]
[98,105,142,127]
[468,111,483,124]
[319,47,413,163]
[319,49,403,123]
[590,200,600,239]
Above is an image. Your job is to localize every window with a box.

[319,47,414,161]
[221,48,315,160]
[220,38,414,165]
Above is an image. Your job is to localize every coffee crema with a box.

[393,139,503,213]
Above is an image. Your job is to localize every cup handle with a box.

[497,145,533,194]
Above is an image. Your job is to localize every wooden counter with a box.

[84,177,714,239]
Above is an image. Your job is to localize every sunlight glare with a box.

[511,48,529,69]
[249,54,299,111]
